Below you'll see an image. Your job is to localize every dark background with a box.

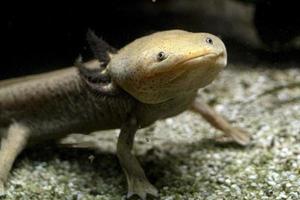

[4,0,300,80]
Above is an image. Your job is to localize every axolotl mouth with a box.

[165,52,227,89]
[148,50,227,78]
[146,51,227,84]
[179,52,227,67]
[175,53,226,75]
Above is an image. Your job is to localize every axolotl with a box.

[0,30,250,199]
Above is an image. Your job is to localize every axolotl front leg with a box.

[0,123,30,196]
[117,116,158,200]
[79,31,158,199]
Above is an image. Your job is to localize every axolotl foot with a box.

[126,176,158,200]
[0,181,6,197]
[215,127,251,146]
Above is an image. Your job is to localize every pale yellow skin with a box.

[0,30,249,199]
[109,30,227,104]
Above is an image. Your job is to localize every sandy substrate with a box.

[3,64,300,200]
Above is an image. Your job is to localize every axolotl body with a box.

[0,30,249,199]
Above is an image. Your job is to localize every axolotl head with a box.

[108,30,227,104]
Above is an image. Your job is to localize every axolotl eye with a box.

[206,37,213,45]
[157,51,168,62]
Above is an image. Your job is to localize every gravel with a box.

[2,63,300,200]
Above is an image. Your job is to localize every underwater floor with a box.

[3,64,300,200]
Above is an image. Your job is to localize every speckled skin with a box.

[1,30,226,142]
[0,62,197,142]
[0,30,249,199]
[0,64,134,143]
